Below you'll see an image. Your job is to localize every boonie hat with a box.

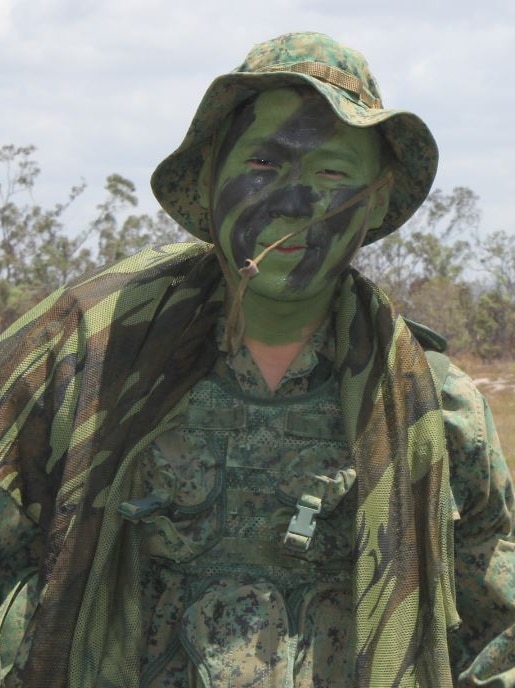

[151,31,438,245]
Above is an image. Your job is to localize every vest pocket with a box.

[120,428,226,564]
[140,500,225,564]
[284,409,346,441]
[180,578,293,688]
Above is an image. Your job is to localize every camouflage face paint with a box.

[211,87,384,304]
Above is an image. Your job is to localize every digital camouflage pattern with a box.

[135,334,357,686]
[130,322,515,687]
[151,32,439,246]
[443,366,515,685]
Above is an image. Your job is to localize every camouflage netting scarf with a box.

[0,242,459,687]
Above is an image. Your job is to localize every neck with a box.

[237,286,335,392]
[239,284,335,346]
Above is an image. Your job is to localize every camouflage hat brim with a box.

[151,33,438,245]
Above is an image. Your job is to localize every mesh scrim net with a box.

[0,244,221,687]
[0,246,458,686]
[335,270,458,686]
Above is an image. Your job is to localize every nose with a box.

[267,185,317,219]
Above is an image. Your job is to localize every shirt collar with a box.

[216,314,335,395]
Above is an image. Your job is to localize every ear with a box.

[198,144,212,210]
[368,171,393,229]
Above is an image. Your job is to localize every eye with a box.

[246,158,279,170]
[317,169,350,180]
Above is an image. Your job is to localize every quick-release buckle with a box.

[118,493,171,523]
[284,494,322,552]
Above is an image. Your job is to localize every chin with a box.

[249,281,322,304]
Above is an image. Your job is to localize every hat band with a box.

[255,61,382,109]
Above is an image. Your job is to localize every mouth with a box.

[262,242,305,254]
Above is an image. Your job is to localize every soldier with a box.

[0,32,514,687]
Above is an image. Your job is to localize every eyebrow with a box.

[246,138,361,165]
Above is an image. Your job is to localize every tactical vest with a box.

[120,366,359,687]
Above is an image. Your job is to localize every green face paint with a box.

[210,87,388,343]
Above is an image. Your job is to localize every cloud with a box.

[1,0,514,236]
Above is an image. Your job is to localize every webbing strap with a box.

[425,350,451,393]
[255,61,382,109]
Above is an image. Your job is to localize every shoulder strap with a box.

[404,317,447,353]
[425,350,451,393]
[403,317,449,392]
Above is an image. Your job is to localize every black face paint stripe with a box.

[213,87,374,281]
[215,88,338,189]
[214,99,257,181]
[286,185,367,290]
[326,221,368,280]
[226,185,321,268]
[213,95,340,270]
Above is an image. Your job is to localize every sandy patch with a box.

[473,376,515,393]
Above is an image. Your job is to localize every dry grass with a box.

[453,355,515,477]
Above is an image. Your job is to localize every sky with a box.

[1,0,514,239]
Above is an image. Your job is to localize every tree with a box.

[0,145,91,327]
[354,187,480,349]
[405,277,474,355]
[92,175,191,265]
[469,231,515,359]
[471,290,515,360]
[474,230,515,298]
[0,145,192,330]
[355,187,478,310]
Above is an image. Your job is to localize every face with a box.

[208,87,388,301]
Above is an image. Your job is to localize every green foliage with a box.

[0,145,92,325]
[468,231,515,359]
[0,145,192,329]
[356,186,476,310]
[404,278,474,355]
[470,291,515,360]
[93,174,189,264]
[355,186,514,359]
